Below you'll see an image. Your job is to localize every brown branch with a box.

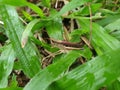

[52,39,83,48]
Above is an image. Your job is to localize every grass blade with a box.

[0,45,15,88]
[26,2,44,18]
[105,19,120,33]
[78,19,120,54]
[97,14,120,26]
[0,0,44,18]
[21,19,40,47]
[56,0,91,17]
[0,0,26,6]
[24,50,81,90]
[48,48,120,90]
[0,5,41,78]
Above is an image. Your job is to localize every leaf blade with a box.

[78,19,120,54]
[48,48,120,90]
[24,50,81,90]
[0,5,41,78]
[0,0,44,18]
[0,45,15,88]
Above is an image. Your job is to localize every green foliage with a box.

[0,45,15,88]
[41,0,51,8]
[0,0,44,17]
[24,50,82,90]
[79,19,120,54]
[0,0,120,90]
[21,19,40,47]
[46,17,63,40]
[74,3,102,16]
[47,47,120,90]
[57,0,91,17]
[0,5,41,78]
[107,80,120,90]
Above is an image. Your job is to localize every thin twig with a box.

[19,16,27,25]
[81,36,92,49]
[55,0,59,8]
[88,3,93,45]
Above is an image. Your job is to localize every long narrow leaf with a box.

[26,2,44,18]
[21,19,40,47]
[0,0,44,18]
[0,5,41,78]
[56,0,91,17]
[24,50,81,90]
[47,48,120,90]
[0,0,26,6]
[105,19,120,32]
[0,45,15,88]
[104,19,120,41]
[78,19,120,54]
[97,14,120,26]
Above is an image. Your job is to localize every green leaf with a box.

[26,2,44,18]
[97,14,120,26]
[22,10,33,21]
[78,19,120,55]
[0,5,41,78]
[104,19,120,41]
[0,0,44,18]
[77,3,102,16]
[21,19,40,47]
[70,29,89,42]
[105,19,120,33]
[24,50,81,90]
[9,74,18,87]
[30,36,59,52]
[48,48,120,90]
[0,0,27,6]
[46,17,63,40]
[107,80,120,90]
[108,30,120,41]
[81,46,92,60]
[55,0,91,17]
[41,0,51,8]
[13,61,22,70]
[100,9,118,15]
[0,44,15,88]
[0,87,22,90]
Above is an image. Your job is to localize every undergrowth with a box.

[0,0,120,90]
